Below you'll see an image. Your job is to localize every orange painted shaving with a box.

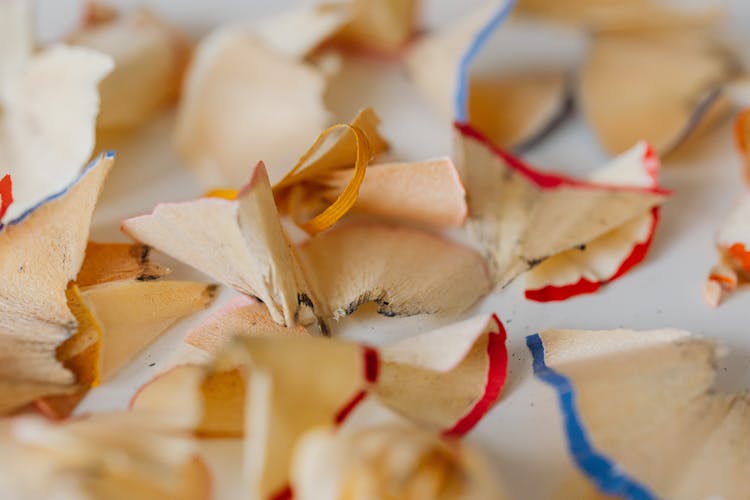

[728,243,750,273]
[204,188,238,200]
[708,273,737,286]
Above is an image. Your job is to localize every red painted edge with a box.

[0,174,13,221]
[269,485,293,500]
[525,277,602,302]
[454,122,670,195]
[443,313,508,437]
[525,208,660,302]
[641,143,660,184]
[363,346,379,382]
[609,207,659,282]
[523,140,663,302]
[331,346,381,426]
[333,390,367,425]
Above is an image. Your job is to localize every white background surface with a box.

[36,1,750,498]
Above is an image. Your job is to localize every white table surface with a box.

[35,1,750,498]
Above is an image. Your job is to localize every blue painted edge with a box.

[526,333,658,500]
[454,0,516,121]
[6,150,115,227]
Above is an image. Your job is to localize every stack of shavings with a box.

[1,0,749,499]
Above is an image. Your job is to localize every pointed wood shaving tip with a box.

[123,161,314,327]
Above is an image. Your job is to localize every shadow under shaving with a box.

[713,342,750,394]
